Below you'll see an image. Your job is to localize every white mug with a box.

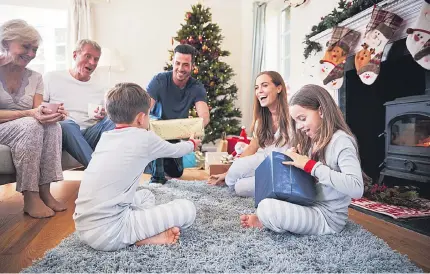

[41,102,60,113]
[88,103,103,119]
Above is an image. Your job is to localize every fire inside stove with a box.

[391,114,430,148]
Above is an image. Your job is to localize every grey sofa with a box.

[0,144,81,186]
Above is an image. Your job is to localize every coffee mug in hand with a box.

[41,102,60,113]
[88,103,103,119]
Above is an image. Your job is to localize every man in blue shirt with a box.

[147,44,210,184]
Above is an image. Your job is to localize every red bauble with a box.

[186,12,192,19]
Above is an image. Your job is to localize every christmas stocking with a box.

[406,0,430,70]
[356,7,403,85]
[319,26,360,89]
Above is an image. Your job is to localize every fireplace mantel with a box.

[309,0,422,56]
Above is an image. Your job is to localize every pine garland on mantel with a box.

[303,0,385,59]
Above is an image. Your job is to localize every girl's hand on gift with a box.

[282,147,310,170]
[207,172,226,186]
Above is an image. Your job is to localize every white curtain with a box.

[67,0,93,67]
[250,2,266,106]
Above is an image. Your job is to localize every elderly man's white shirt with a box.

[43,70,106,129]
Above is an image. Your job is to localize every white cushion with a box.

[0,144,81,175]
[0,145,15,174]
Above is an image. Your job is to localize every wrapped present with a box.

[255,151,316,208]
[150,118,204,140]
[205,152,231,175]
[195,151,205,169]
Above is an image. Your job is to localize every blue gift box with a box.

[183,152,196,168]
[255,151,317,207]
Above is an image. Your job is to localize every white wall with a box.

[265,0,339,96]
[289,0,339,93]
[0,0,254,128]
[92,0,254,127]
[0,0,67,9]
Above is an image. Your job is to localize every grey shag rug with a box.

[23,179,422,273]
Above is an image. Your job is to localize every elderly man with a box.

[43,39,115,168]
[147,44,210,184]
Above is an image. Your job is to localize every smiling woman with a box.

[0,19,67,219]
[208,71,291,197]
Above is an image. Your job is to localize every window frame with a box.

[0,4,68,74]
[279,6,291,83]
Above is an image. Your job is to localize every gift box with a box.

[150,118,204,140]
[183,152,196,168]
[195,151,205,169]
[205,152,231,175]
[255,151,317,208]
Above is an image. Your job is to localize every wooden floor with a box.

[1,169,429,273]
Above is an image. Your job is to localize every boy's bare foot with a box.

[240,214,263,228]
[23,191,55,218]
[39,184,67,212]
[135,227,180,246]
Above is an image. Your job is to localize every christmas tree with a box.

[164,4,242,144]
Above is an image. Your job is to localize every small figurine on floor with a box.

[221,126,250,163]
[230,126,250,158]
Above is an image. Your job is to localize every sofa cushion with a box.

[0,144,81,175]
[62,151,81,170]
[0,144,15,175]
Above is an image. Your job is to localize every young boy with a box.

[73,83,200,251]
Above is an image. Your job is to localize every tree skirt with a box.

[351,198,430,219]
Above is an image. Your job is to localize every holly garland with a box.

[303,0,385,59]
[364,181,430,210]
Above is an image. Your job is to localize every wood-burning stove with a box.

[379,95,430,184]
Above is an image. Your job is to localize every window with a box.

[0,5,67,74]
[280,7,291,82]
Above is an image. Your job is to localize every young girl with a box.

[241,84,364,235]
[207,71,290,197]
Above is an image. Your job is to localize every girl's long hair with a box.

[289,84,371,182]
[289,84,354,162]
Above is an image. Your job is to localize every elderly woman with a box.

[0,19,67,218]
